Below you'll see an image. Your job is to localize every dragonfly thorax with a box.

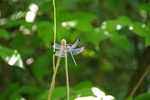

[65,45,71,51]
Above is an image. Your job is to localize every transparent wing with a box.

[52,43,62,50]
[54,51,69,57]
[71,47,84,55]
[70,38,80,49]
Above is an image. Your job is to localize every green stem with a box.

[47,40,65,100]
[129,65,150,98]
[52,0,56,72]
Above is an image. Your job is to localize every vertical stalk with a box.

[64,41,70,100]
[47,40,65,100]
[52,0,56,72]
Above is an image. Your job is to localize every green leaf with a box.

[75,20,94,32]
[32,54,49,81]
[18,86,40,94]
[103,16,131,32]
[145,37,150,47]
[5,19,26,28]
[110,32,129,50]
[131,22,148,37]
[0,29,10,39]
[135,93,150,100]
[117,16,132,26]
[37,90,48,100]
[84,29,108,46]
[51,87,67,99]
[0,45,24,69]
[139,4,150,12]
[37,21,53,46]
[56,24,70,41]
[76,81,93,89]
[76,87,93,96]
[5,83,19,95]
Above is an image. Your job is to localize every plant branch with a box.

[64,40,70,100]
[52,0,56,72]
[129,65,150,98]
[47,40,65,100]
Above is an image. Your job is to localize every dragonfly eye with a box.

[78,38,80,41]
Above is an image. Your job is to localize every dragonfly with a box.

[52,38,84,66]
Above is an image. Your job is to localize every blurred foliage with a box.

[0,0,150,100]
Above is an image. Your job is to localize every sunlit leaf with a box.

[0,45,24,69]
[131,22,148,37]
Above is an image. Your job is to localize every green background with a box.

[0,0,150,100]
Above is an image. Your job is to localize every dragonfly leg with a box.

[70,51,77,66]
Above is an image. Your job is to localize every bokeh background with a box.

[0,0,150,100]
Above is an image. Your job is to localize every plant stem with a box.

[129,65,150,98]
[64,40,70,100]
[47,40,65,100]
[52,0,56,72]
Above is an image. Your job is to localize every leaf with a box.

[5,19,26,28]
[51,87,67,99]
[56,24,70,41]
[37,89,49,100]
[75,20,94,32]
[37,21,53,46]
[131,22,148,37]
[135,93,150,100]
[32,54,49,81]
[0,45,24,69]
[76,87,93,96]
[117,16,132,26]
[84,29,108,46]
[0,29,10,39]
[110,32,129,50]
[145,37,150,47]
[18,86,40,94]
[139,4,150,12]
[76,81,93,89]
[103,16,131,32]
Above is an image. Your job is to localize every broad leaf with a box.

[0,29,10,39]
[0,45,24,69]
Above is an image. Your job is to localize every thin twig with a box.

[47,40,65,100]
[64,40,70,100]
[52,0,56,72]
[129,65,150,98]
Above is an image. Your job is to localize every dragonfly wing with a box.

[71,47,84,55]
[54,51,69,57]
[70,38,80,49]
[52,43,63,50]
